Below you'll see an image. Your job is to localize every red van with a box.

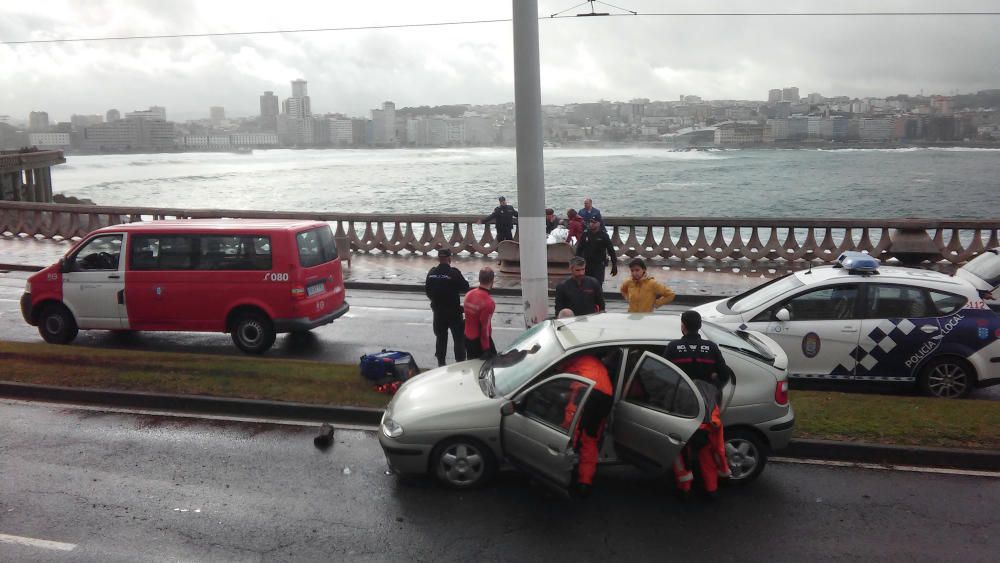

[20,219,349,354]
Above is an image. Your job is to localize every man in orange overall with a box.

[558,354,614,498]
[664,311,731,499]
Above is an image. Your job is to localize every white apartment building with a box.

[328,119,353,145]
[125,106,167,121]
[230,133,278,146]
[859,117,896,141]
[714,124,764,145]
[28,133,71,148]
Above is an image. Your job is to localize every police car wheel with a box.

[431,437,497,490]
[919,357,974,399]
[230,311,276,354]
[723,428,767,485]
[38,304,78,345]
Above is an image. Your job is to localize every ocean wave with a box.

[817,147,923,153]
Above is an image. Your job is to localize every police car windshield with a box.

[701,322,775,363]
[488,322,564,397]
[729,274,804,314]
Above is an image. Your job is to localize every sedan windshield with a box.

[729,273,804,314]
[487,322,564,397]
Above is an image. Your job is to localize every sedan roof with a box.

[553,312,683,350]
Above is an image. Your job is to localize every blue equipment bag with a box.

[360,350,419,384]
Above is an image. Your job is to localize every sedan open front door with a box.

[501,374,596,496]
[611,351,705,471]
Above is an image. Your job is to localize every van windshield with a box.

[297,225,338,268]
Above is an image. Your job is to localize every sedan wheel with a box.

[723,428,767,485]
[432,438,496,489]
[920,358,973,399]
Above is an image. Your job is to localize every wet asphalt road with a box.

[1,400,998,562]
[2,270,998,400]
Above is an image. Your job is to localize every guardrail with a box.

[1,201,997,265]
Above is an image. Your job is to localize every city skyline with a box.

[3,0,999,121]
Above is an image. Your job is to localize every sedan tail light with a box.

[775,380,789,405]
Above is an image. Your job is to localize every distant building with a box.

[28,111,50,132]
[806,92,824,105]
[781,87,800,103]
[283,80,311,119]
[858,117,895,141]
[82,119,174,150]
[106,109,120,122]
[765,116,809,142]
[931,96,953,116]
[714,123,764,145]
[125,106,167,121]
[229,133,278,146]
[768,89,782,103]
[70,114,103,131]
[819,116,849,140]
[371,101,397,146]
[276,115,315,146]
[28,133,71,148]
[209,106,225,126]
[328,118,354,146]
[259,91,279,131]
[291,79,308,99]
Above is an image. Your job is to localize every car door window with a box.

[928,290,967,316]
[72,235,123,271]
[624,356,700,419]
[519,377,590,435]
[867,285,933,318]
[777,285,859,321]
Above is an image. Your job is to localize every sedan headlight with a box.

[381,417,403,438]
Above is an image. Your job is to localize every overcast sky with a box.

[2,0,998,123]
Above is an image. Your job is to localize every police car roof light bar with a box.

[835,251,880,275]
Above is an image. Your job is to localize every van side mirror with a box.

[500,401,516,417]
[775,308,791,322]
[59,258,71,273]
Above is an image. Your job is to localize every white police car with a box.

[693,251,1000,398]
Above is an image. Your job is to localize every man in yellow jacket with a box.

[620,258,676,313]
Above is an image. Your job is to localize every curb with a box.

[1,264,722,305]
[2,381,997,472]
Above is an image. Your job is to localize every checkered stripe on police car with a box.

[831,318,917,376]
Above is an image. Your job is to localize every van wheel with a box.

[723,428,767,485]
[38,304,78,345]
[230,311,276,354]
[919,357,974,399]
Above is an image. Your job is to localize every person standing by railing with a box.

[479,196,518,243]
[576,217,618,286]
[578,198,603,228]
[620,258,676,313]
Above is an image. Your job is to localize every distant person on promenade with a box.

[464,267,497,359]
[566,209,584,245]
[555,257,605,317]
[620,258,676,313]
[545,208,558,234]
[479,196,518,243]
[576,217,618,286]
[425,248,470,367]
[547,219,569,245]
[578,198,604,228]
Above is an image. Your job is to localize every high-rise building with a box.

[806,92,824,105]
[106,109,120,122]
[70,114,103,131]
[28,111,50,131]
[291,79,308,99]
[125,106,167,121]
[283,80,311,119]
[768,89,782,103]
[259,91,279,131]
[371,101,397,146]
[209,106,225,125]
[781,87,800,103]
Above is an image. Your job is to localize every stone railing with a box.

[1,201,997,265]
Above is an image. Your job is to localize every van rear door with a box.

[293,225,345,319]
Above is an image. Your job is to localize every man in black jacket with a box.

[479,196,518,242]
[575,217,618,286]
[425,248,471,366]
[555,257,606,317]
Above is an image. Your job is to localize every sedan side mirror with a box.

[775,308,791,322]
[500,401,516,417]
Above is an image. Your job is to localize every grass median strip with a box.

[1,341,997,450]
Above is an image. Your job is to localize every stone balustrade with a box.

[1,201,997,265]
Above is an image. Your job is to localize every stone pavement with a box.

[0,235,784,297]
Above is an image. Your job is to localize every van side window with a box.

[197,236,272,270]
[297,226,338,268]
[130,236,194,271]
[73,235,123,271]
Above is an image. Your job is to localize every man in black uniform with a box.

[575,217,617,286]
[425,248,470,367]
[663,311,729,387]
[555,257,606,317]
[480,196,518,242]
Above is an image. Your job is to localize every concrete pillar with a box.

[512,0,549,327]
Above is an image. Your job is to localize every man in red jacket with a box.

[464,267,497,359]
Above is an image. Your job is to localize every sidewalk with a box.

[0,235,780,297]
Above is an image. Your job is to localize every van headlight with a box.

[24,281,31,293]
[381,417,403,438]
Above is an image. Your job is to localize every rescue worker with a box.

[555,257,605,316]
[663,311,731,499]
[557,353,614,497]
[464,267,497,359]
[425,248,470,367]
[479,196,518,243]
[576,217,618,286]
[619,257,676,313]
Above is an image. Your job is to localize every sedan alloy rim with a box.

[439,443,484,485]
[725,439,758,480]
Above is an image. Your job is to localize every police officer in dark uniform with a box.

[575,217,618,286]
[663,310,729,388]
[480,196,518,242]
[425,248,470,366]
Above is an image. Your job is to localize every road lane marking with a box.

[771,457,1000,478]
[0,532,77,552]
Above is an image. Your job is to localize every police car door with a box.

[611,352,705,471]
[760,284,862,379]
[501,374,595,495]
[61,233,127,329]
[857,284,942,383]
